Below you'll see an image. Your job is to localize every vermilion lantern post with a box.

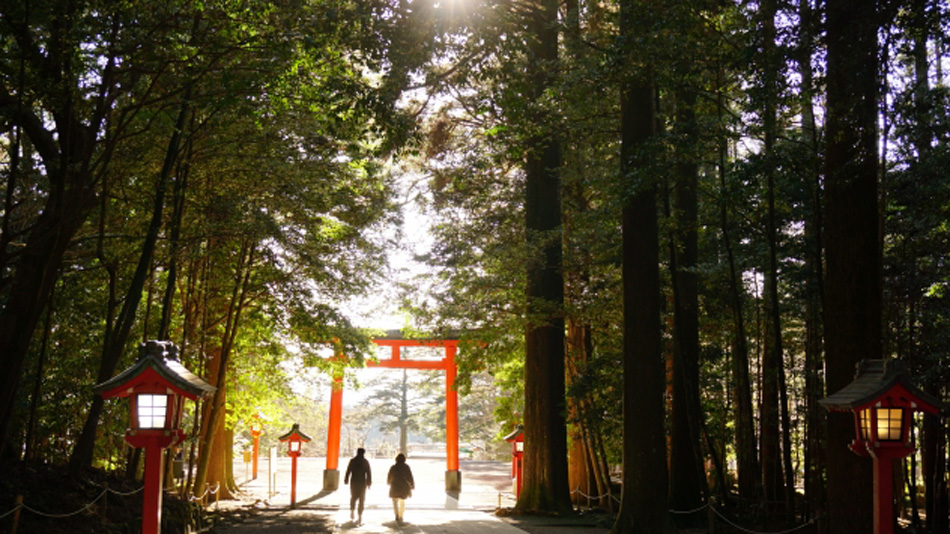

[821,359,943,534]
[250,413,263,480]
[279,423,311,508]
[95,341,215,534]
[503,425,524,499]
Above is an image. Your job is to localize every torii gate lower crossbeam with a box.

[322,337,462,493]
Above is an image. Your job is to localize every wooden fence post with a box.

[11,495,23,534]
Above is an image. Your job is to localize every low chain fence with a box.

[3,481,221,534]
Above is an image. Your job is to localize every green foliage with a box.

[1,0,427,468]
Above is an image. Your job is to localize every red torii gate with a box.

[322,332,462,492]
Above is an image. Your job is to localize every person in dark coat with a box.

[344,448,372,524]
[387,453,414,524]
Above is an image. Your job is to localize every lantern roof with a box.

[503,424,524,442]
[278,423,312,442]
[95,340,216,400]
[820,359,942,414]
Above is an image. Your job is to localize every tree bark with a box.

[669,88,705,516]
[823,1,881,532]
[562,0,597,509]
[611,6,669,523]
[517,0,571,514]
[795,0,826,521]
[567,319,595,506]
[757,0,791,518]
[192,240,255,498]
[159,139,191,340]
[24,286,55,461]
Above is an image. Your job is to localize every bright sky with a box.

[341,171,434,330]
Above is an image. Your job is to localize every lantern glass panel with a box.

[289,441,300,452]
[876,408,903,441]
[859,409,871,440]
[137,394,168,429]
[515,441,524,453]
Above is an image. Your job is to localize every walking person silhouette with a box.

[387,453,414,524]
[344,448,372,525]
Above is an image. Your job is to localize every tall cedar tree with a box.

[795,0,826,520]
[823,0,880,533]
[758,0,793,515]
[668,86,705,513]
[563,0,601,508]
[611,3,669,531]
[518,0,572,512]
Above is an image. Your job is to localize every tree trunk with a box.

[200,376,234,500]
[24,286,55,461]
[567,320,594,506]
[923,411,949,533]
[760,271,783,509]
[668,88,705,516]
[823,1,881,533]
[907,3,948,529]
[796,0,826,521]
[716,65,759,503]
[0,161,97,460]
[517,0,570,513]
[192,240,255,498]
[757,0,791,519]
[611,9,669,523]
[159,131,193,340]
[583,418,611,510]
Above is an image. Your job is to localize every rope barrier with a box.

[569,487,613,501]
[0,480,148,522]
[708,506,817,534]
[189,484,214,501]
[10,490,107,519]
[0,474,817,534]
[0,504,22,520]
[567,492,817,534]
[669,502,710,515]
[85,478,146,497]
[106,485,144,497]
[1,478,223,534]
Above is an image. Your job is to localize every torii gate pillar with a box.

[444,343,461,491]
[322,336,462,493]
[322,372,344,490]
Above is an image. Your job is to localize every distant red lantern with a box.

[249,413,263,480]
[279,423,312,508]
[96,341,214,534]
[503,424,524,499]
[822,359,943,534]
